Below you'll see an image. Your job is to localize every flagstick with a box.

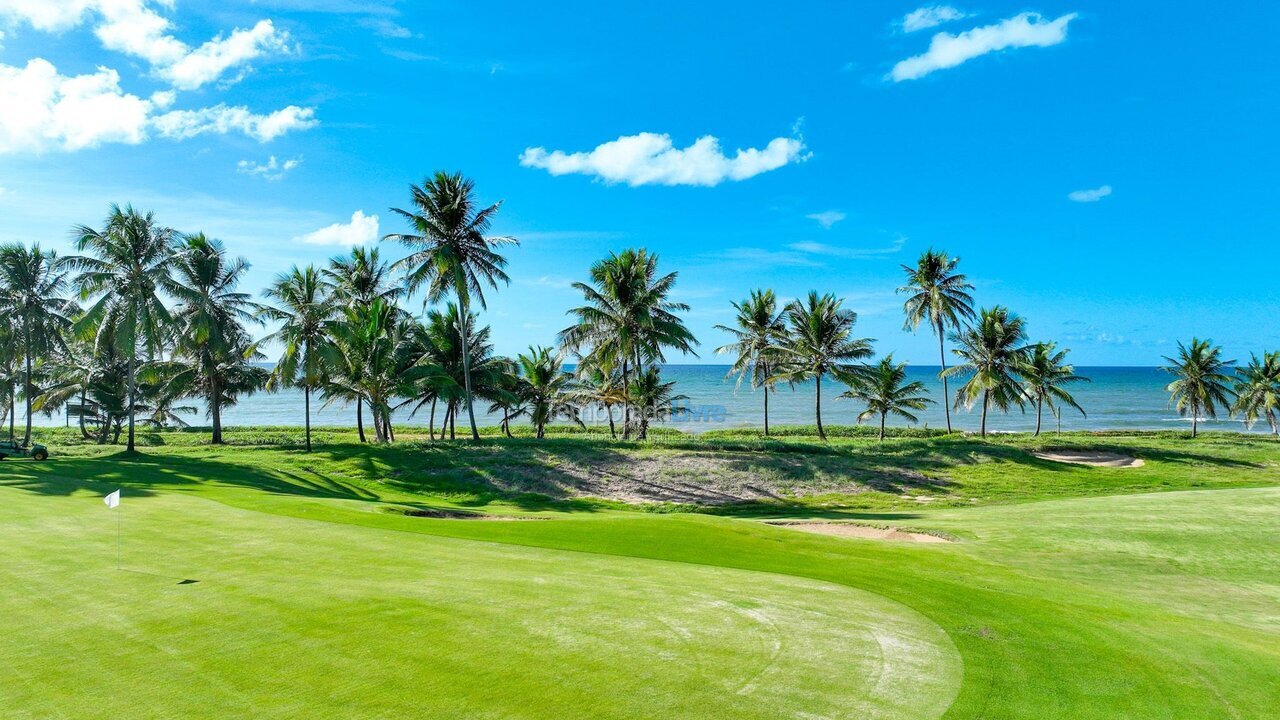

[116,502,122,570]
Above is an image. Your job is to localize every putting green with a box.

[0,486,962,719]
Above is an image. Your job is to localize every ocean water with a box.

[28,365,1266,434]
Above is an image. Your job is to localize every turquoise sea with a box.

[29,365,1264,434]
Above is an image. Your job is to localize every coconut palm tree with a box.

[1233,351,1280,437]
[166,234,265,443]
[261,265,335,452]
[943,306,1031,438]
[0,243,78,445]
[514,346,583,439]
[771,292,874,441]
[402,303,509,440]
[899,249,975,433]
[1020,342,1089,436]
[69,205,177,453]
[322,299,415,443]
[486,359,528,438]
[146,334,269,440]
[627,366,688,440]
[715,289,787,435]
[559,249,697,439]
[839,356,933,441]
[384,172,518,441]
[1163,339,1236,438]
[570,356,626,438]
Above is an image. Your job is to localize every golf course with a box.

[2,426,1277,719]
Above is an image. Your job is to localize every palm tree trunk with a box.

[764,384,770,437]
[78,390,91,440]
[1035,397,1043,437]
[980,389,989,438]
[937,322,952,434]
[9,384,16,441]
[815,372,826,441]
[607,405,616,439]
[126,353,137,452]
[428,397,437,441]
[879,411,886,442]
[386,409,395,442]
[455,289,480,442]
[210,366,222,445]
[621,359,631,440]
[1191,401,1198,439]
[22,317,33,446]
[304,384,312,452]
[357,398,367,443]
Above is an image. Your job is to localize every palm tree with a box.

[715,289,787,435]
[323,247,402,439]
[771,292,874,441]
[147,334,269,439]
[167,234,264,443]
[402,303,509,440]
[0,244,78,445]
[323,299,413,443]
[627,366,688,440]
[839,356,933,441]
[1163,339,1236,438]
[1020,342,1088,436]
[0,319,16,439]
[514,346,583,439]
[570,356,626,438]
[487,359,528,438]
[69,205,177,452]
[899,249,975,434]
[559,249,697,439]
[261,266,335,452]
[1233,351,1280,437]
[384,172,518,441]
[943,306,1030,438]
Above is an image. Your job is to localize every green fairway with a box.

[3,428,1279,718]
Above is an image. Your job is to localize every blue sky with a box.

[1,1,1277,366]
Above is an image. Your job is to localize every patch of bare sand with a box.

[766,522,951,543]
[1032,450,1145,468]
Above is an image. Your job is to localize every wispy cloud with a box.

[717,247,823,267]
[520,129,810,187]
[901,5,969,33]
[1068,184,1112,202]
[890,12,1078,82]
[806,210,847,229]
[788,235,907,259]
[518,275,577,291]
[237,155,302,181]
[293,210,379,246]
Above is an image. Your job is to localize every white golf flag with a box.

[104,490,120,509]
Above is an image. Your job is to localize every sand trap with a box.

[767,522,950,543]
[1033,450,1145,468]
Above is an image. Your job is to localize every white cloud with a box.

[0,0,291,90]
[806,210,846,229]
[237,155,302,181]
[788,235,907,258]
[1068,184,1112,202]
[520,131,809,187]
[293,210,379,246]
[153,104,317,142]
[890,12,1077,82]
[902,5,969,33]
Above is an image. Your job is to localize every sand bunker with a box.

[1033,450,1145,468]
[766,522,950,543]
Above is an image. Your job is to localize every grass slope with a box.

[2,426,1278,718]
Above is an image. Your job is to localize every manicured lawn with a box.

[2,426,1278,718]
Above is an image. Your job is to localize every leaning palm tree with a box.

[559,249,697,439]
[167,234,265,443]
[1163,339,1235,438]
[384,172,518,441]
[839,355,933,441]
[899,249,975,434]
[515,346,583,439]
[771,292,874,441]
[1020,342,1088,436]
[0,243,78,445]
[943,306,1031,438]
[715,289,787,435]
[1233,351,1280,437]
[261,265,335,452]
[68,205,177,452]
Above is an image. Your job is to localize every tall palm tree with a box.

[943,306,1030,438]
[1233,351,1280,437]
[261,265,335,452]
[715,289,787,435]
[771,292,874,441]
[899,249,975,434]
[1020,342,1088,436]
[167,234,264,443]
[323,246,402,439]
[1163,339,1236,438]
[559,249,697,439]
[384,171,518,441]
[515,346,583,439]
[0,244,78,445]
[839,355,933,441]
[69,205,177,452]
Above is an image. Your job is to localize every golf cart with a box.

[0,439,48,461]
